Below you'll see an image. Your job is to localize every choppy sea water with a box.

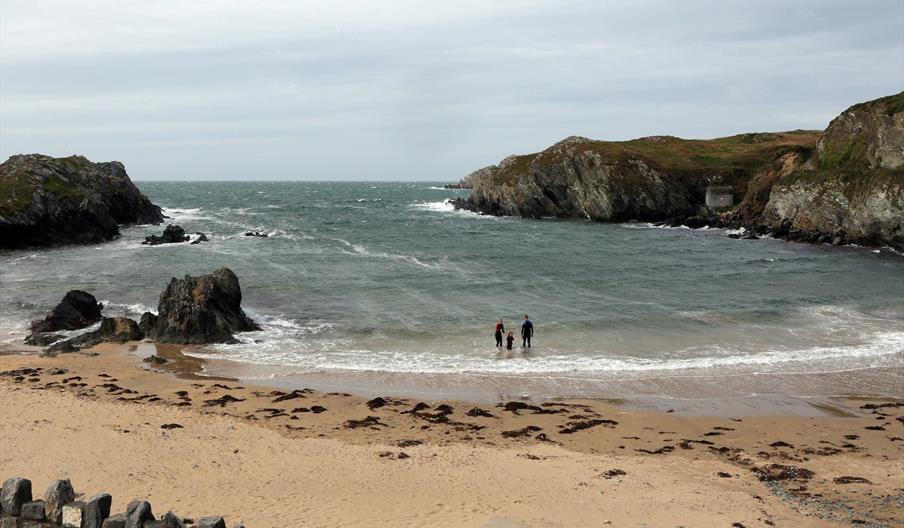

[1,182,902,405]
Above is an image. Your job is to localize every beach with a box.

[2,343,902,527]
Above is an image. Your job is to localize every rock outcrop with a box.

[143,224,189,245]
[25,270,257,353]
[45,316,145,354]
[458,92,904,250]
[25,291,103,344]
[149,268,259,344]
[0,154,163,249]
[729,92,904,249]
[457,133,817,222]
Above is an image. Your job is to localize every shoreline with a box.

[4,340,902,417]
[1,342,902,526]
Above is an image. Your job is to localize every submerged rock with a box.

[244,231,268,238]
[143,224,189,245]
[0,154,163,249]
[151,268,259,344]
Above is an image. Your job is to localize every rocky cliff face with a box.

[458,92,904,250]
[735,93,904,249]
[457,132,819,222]
[0,154,163,249]
[464,137,694,221]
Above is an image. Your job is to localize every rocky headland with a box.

[0,154,163,249]
[455,92,904,250]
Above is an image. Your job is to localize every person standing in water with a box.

[506,331,515,350]
[521,315,534,348]
[494,319,505,347]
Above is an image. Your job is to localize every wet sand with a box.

[1,342,902,527]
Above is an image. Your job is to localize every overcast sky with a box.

[1,1,902,181]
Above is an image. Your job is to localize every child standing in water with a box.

[506,331,515,350]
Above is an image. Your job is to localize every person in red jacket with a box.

[494,319,505,347]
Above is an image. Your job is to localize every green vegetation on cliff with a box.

[493,131,820,203]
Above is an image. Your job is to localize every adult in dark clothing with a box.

[521,315,534,348]
[494,319,505,347]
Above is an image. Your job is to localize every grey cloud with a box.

[1,0,901,180]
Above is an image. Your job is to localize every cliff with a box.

[730,92,904,249]
[0,154,163,249]
[457,132,819,221]
[457,92,904,250]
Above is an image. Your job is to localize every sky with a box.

[1,1,902,181]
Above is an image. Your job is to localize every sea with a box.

[2,182,902,411]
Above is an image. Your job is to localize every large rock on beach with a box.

[139,312,158,336]
[27,290,102,336]
[150,268,259,344]
[0,154,163,249]
[46,316,144,354]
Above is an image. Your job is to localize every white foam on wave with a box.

[621,222,694,230]
[220,229,310,241]
[99,300,154,317]
[328,237,449,271]
[409,199,495,220]
[187,328,904,377]
[186,303,904,377]
[161,207,211,221]
[411,200,456,213]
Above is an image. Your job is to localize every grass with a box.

[0,172,34,214]
[495,155,538,185]
[819,132,869,171]
[847,91,904,117]
[1,157,88,215]
[42,174,86,202]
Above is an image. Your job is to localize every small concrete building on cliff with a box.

[705,186,733,208]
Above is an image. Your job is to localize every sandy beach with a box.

[1,343,901,527]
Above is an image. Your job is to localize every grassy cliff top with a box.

[0,155,93,215]
[846,91,904,116]
[494,131,821,192]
